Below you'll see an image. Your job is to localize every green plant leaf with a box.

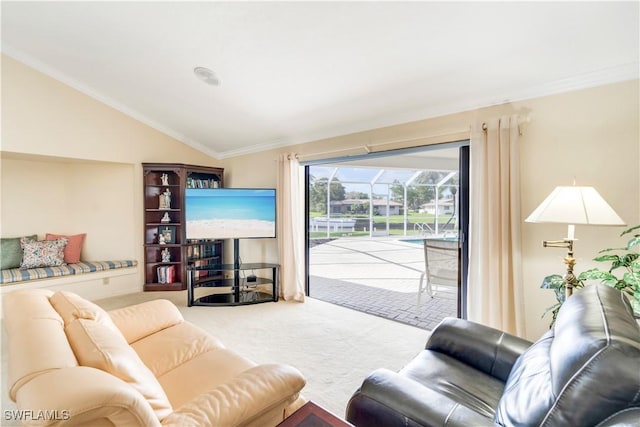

[577,269,618,287]
[627,235,640,251]
[594,254,621,262]
[578,269,612,280]
[630,292,640,317]
[603,277,620,287]
[612,280,632,294]
[613,260,628,271]
[542,302,560,316]
[542,303,561,328]
[540,274,567,305]
[541,274,564,290]
[621,225,640,237]
[622,271,640,287]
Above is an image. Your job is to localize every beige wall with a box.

[223,79,640,340]
[0,156,137,260]
[1,55,222,293]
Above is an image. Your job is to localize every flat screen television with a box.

[185,188,277,240]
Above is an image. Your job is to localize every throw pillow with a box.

[45,233,86,263]
[20,237,68,269]
[0,234,37,270]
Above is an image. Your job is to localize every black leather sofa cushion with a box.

[399,350,506,418]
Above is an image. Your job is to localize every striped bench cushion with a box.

[0,260,138,285]
[68,260,137,274]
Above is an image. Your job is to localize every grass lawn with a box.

[309,230,426,238]
[308,212,456,239]
[309,211,454,224]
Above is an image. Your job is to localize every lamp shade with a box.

[525,186,626,226]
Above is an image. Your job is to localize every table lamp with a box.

[525,185,626,298]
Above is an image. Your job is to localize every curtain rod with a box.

[295,114,530,161]
[297,145,370,160]
[482,115,531,134]
[297,128,470,161]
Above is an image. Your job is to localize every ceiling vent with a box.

[193,67,220,86]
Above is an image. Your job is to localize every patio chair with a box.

[417,238,459,314]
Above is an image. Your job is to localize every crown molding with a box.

[495,62,639,106]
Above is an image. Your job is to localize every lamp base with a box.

[543,239,576,299]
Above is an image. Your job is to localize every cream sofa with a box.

[3,289,306,426]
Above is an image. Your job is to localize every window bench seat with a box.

[1,260,138,288]
[0,260,139,304]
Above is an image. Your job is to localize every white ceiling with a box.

[2,1,638,159]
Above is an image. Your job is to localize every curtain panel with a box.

[277,154,306,302]
[468,115,525,336]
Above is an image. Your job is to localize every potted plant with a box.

[577,224,640,317]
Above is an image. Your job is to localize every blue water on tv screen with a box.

[185,188,276,239]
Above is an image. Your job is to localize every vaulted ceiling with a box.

[2,1,638,159]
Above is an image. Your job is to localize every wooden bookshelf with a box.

[142,163,224,291]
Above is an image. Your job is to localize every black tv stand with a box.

[187,239,279,306]
[233,238,241,269]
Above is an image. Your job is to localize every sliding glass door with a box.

[304,142,469,330]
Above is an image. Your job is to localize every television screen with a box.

[185,188,276,240]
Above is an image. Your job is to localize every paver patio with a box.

[308,238,458,330]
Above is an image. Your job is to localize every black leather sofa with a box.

[346,283,640,426]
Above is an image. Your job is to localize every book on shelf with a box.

[188,242,217,260]
[203,244,215,257]
[186,177,220,189]
[157,265,176,284]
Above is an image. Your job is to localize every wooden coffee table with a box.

[278,401,353,427]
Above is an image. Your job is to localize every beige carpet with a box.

[2,291,430,421]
